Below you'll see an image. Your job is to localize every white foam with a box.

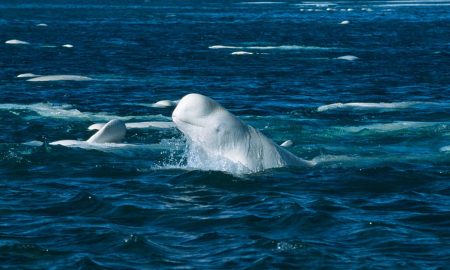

[336,55,359,61]
[62,44,73,48]
[184,143,251,174]
[27,75,93,82]
[5,39,30,45]
[88,121,175,130]
[317,102,422,112]
[36,23,48,27]
[312,154,357,165]
[231,51,254,55]
[340,20,350,25]
[17,73,40,78]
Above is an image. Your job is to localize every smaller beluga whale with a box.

[172,93,314,173]
[27,75,93,82]
[50,119,127,147]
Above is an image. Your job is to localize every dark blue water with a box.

[1,1,450,269]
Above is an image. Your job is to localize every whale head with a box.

[172,94,248,152]
[87,119,126,143]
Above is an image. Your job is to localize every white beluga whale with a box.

[50,119,126,147]
[172,93,314,173]
[17,73,40,78]
[336,55,359,61]
[150,99,179,108]
[88,121,175,131]
[27,75,93,82]
[5,39,30,45]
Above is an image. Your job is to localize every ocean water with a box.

[1,0,450,268]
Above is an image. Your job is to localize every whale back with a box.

[87,119,126,143]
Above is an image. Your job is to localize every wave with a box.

[27,75,93,82]
[317,102,428,112]
[440,146,450,152]
[0,103,170,122]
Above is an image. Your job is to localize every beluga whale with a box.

[50,119,126,147]
[172,93,314,173]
